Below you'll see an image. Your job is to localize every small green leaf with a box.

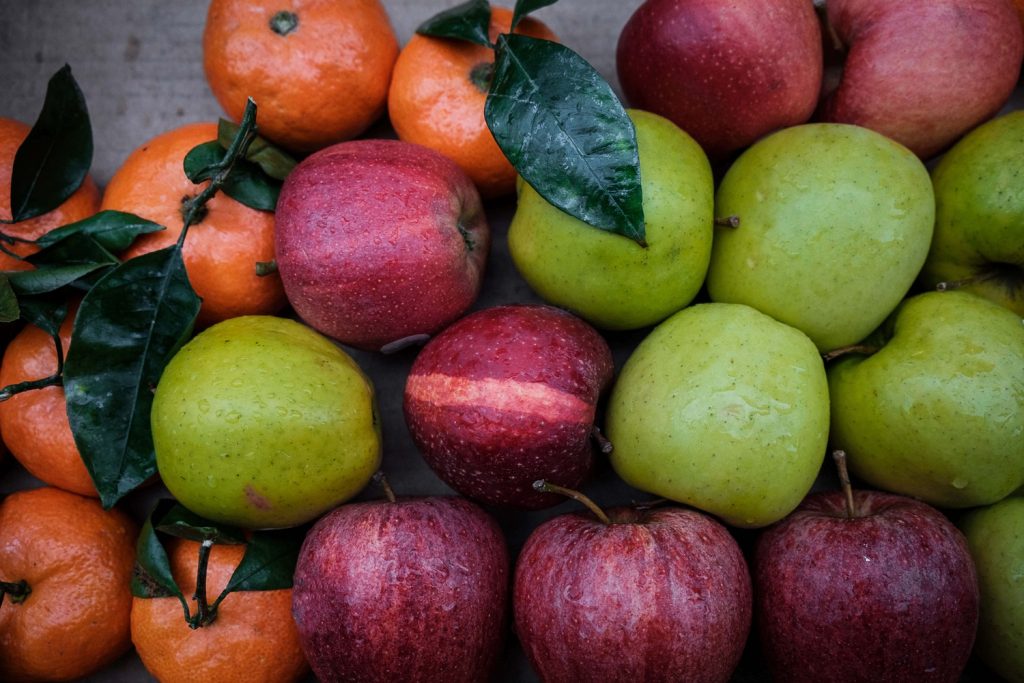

[0,276,18,322]
[155,504,246,545]
[63,246,201,508]
[9,263,108,296]
[215,529,303,605]
[486,34,645,244]
[182,141,223,184]
[217,119,296,181]
[184,141,280,212]
[131,500,189,611]
[8,233,119,296]
[10,65,93,223]
[416,0,493,47]
[511,0,559,30]
[35,210,165,252]
[17,296,68,337]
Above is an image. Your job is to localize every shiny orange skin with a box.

[102,122,286,327]
[203,0,399,153]
[0,117,100,271]
[0,309,96,497]
[131,538,308,683]
[0,487,137,682]
[388,7,559,198]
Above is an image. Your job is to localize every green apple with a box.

[152,316,381,528]
[960,497,1024,683]
[508,108,713,330]
[606,303,829,528]
[921,110,1024,317]
[707,123,934,352]
[829,291,1024,508]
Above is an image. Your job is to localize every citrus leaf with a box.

[9,65,93,223]
[35,210,165,252]
[485,34,646,244]
[214,529,303,606]
[416,0,492,47]
[63,246,201,508]
[155,504,246,545]
[217,119,296,181]
[0,276,18,322]
[17,295,68,337]
[184,141,279,212]
[182,141,222,184]
[9,263,108,296]
[511,0,559,30]
[132,500,188,601]
[8,233,120,296]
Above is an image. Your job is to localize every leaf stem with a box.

[0,325,66,401]
[189,539,216,629]
[0,579,31,606]
[533,479,611,525]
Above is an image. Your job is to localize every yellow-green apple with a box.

[921,110,1024,316]
[292,495,508,683]
[514,498,751,683]
[152,316,380,528]
[403,304,613,509]
[508,109,713,331]
[756,488,979,683]
[275,139,489,351]
[606,303,829,528]
[960,497,1024,683]
[616,0,822,159]
[829,291,1024,508]
[707,123,934,352]
[819,0,1023,159]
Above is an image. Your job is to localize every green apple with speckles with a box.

[508,108,713,330]
[960,497,1024,683]
[829,291,1024,508]
[921,111,1024,317]
[152,315,381,528]
[606,302,829,528]
[707,123,934,352]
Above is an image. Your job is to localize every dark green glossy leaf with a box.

[17,295,68,337]
[131,500,188,610]
[63,246,201,507]
[184,141,279,212]
[217,119,296,181]
[35,210,165,252]
[486,34,645,244]
[9,65,93,222]
[511,0,559,30]
[155,504,246,545]
[9,233,119,296]
[416,0,492,47]
[0,276,18,322]
[215,529,303,604]
[9,263,107,296]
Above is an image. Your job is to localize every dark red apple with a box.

[291,495,508,683]
[755,489,980,683]
[403,304,614,509]
[820,0,1023,159]
[616,0,822,158]
[274,139,489,351]
[514,496,752,683]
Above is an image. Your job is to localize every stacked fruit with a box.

[0,0,1022,682]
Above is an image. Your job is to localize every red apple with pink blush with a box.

[404,304,614,509]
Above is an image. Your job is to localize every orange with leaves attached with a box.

[387,6,558,198]
[0,117,100,271]
[131,537,308,683]
[203,0,399,153]
[0,487,136,682]
[101,122,286,327]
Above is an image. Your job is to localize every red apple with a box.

[274,139,489,351]
[616,0,822,158]
[755,488,979,683]
[514,495,752,683]
[291,494,508,683]
[404,304,614,509]
[820,0,1024,159]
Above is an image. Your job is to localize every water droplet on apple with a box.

[563,585,584,602]
[225,411,241,424]
[197,399,210,413]
[951,477,969,490]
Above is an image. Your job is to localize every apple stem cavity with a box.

[380,334,431,355]
[0,579,31,607]
[821,344,880,363]
[188,539,217,629]
[714,215,741,228]
[533,479,612,525]
[591,426,614,455]
[373,471,397,504]
[832,450,859,520]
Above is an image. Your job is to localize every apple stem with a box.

[935,275,979,292]
[189,539,216,629]
[380,334,431,355]
[590,426,614,455]
[714,215,740,228]
[373,471,397,504]
[822,344,879,363]
[633,497,668,511]
[0,579,31,607]
[533,479,611,525]
[255,259,277,276]
[832,450,858,520]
